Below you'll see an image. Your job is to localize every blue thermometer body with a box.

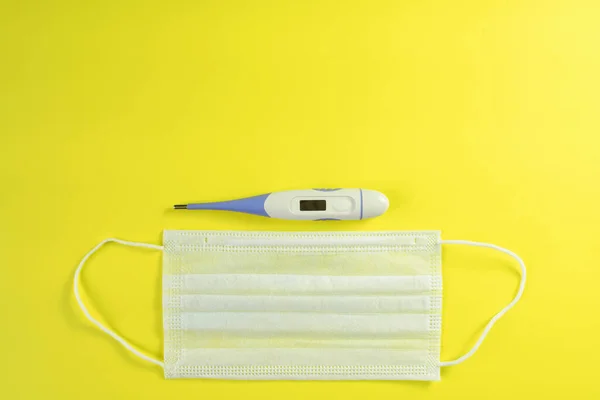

[174,189,389,220]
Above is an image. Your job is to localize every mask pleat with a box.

[172,294,440,313]
[176,348,432,368]
[164,274,437,295]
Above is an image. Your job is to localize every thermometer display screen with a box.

[300,200,326,211]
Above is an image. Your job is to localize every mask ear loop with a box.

[73,238,165,368]
[439,240,527,367]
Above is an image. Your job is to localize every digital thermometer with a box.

[174,189,389,220]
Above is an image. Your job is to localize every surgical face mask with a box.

[73,230,526,380]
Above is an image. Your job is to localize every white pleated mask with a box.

[74,230,526,380]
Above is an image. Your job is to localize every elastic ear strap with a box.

[73,238,165,368]
[439,240,527,367]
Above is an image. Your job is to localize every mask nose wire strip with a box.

[73,238,165,368]
[439,240,527,367]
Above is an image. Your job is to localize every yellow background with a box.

[1,0,599,398]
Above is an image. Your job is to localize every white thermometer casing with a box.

[264,189,388,220]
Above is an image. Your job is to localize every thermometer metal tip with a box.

[173,204,188,209]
